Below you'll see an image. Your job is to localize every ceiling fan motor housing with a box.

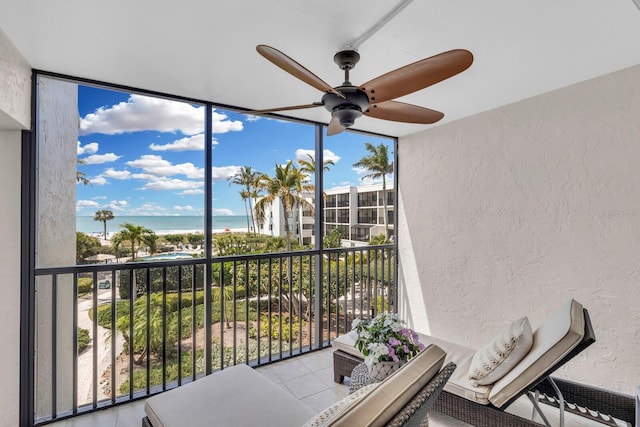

[322,85,370,127]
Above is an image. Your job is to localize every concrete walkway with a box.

[76,288,124,406]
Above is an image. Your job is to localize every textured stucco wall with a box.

[0,27,30,129]
[35,76,78,417]
[397,65,640,394]
[0,29,29,427]
[0,131,23,427]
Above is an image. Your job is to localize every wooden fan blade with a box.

[359,49,473,104]
[249,102,323,114]
[257,45,345,99]
[364,100,444,124]
[327,116,345,136]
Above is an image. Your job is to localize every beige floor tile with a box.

[299,387,348,413]
[268,358,312,382]
[115,401,146,427]
[283,372,329,399]
[297,350,333,373]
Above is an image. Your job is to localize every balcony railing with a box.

[32,245,396,425]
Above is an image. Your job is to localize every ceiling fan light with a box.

[332,107,362,128]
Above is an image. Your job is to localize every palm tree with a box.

[254,161,313,251]
[297,153,335,177]
[77,158,91,186]
[228,166,262,234]
[111,223,155,261]
[93,209,114,240]
[353,143,394,240]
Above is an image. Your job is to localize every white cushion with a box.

[417,334,493,404]
[489,299,585,408]
[329,344,446,427]
[144,364,315,427]
[332,329,361,357]
[467,317,533,386]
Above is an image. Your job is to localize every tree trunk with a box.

[381,176,388,240]
[283,205,292,251]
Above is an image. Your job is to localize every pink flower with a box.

[387,345,400,363]
[388,337,401,346]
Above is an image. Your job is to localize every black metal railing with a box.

[32,245,396,425]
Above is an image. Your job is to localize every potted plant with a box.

[353,312,425,380]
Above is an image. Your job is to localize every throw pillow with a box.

[467,316,533,386]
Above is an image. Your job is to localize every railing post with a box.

[314,124,324,349]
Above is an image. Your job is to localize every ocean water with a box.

[77,215,250,235]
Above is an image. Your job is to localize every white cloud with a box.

[149,134,213,152]
[174,205,200,212]
[103,168,132,179]
[128,203,169,216]
[212,165,241,181]
[180,189,205,195]
[106,200,129,211]
[352,166,369,175]
[84,153,121,165]
[213,208,235,216]
[77,141,99,155]
[244,114,260,122]
[76,200,100,210]
[89,176,108,185]
[295,148,341,164]
[212,110,243,133]
[80,94,205,136]
[79,95,243,136]
[142,178,204,191]
[127,155,204,179]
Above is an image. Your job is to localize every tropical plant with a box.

[93,209,115,240]
[228,166,263,234]
[111,223,155,261]
[323,227,343,249]
[76,231,102,264]
[297,153,335,177]
[254,161,314,251]
[369,234,390,245]
[353,143,394,239]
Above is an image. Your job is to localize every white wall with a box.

[0,27,30,129]
[0,28,30,427]
[0,130,24,427]
[397,65,640,394]
[35,77,78,418]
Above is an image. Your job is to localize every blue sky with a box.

[76,85,394,217]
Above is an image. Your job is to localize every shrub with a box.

[77,277,93,295]
[77,327,90,353]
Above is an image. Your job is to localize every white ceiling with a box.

[1,0,639,137]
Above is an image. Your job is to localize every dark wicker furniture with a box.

[332,308,636,426]
[333,349,362,384]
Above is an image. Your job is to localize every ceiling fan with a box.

[252,45,473,136]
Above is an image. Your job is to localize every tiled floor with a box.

[48,348,621,427]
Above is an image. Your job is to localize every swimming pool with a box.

[140,252,194,261]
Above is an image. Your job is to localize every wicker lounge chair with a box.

[333,299,636,427]
[142,344,456,427]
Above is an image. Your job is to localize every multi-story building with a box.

[256,183,394,247]
[325,183,394,246]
